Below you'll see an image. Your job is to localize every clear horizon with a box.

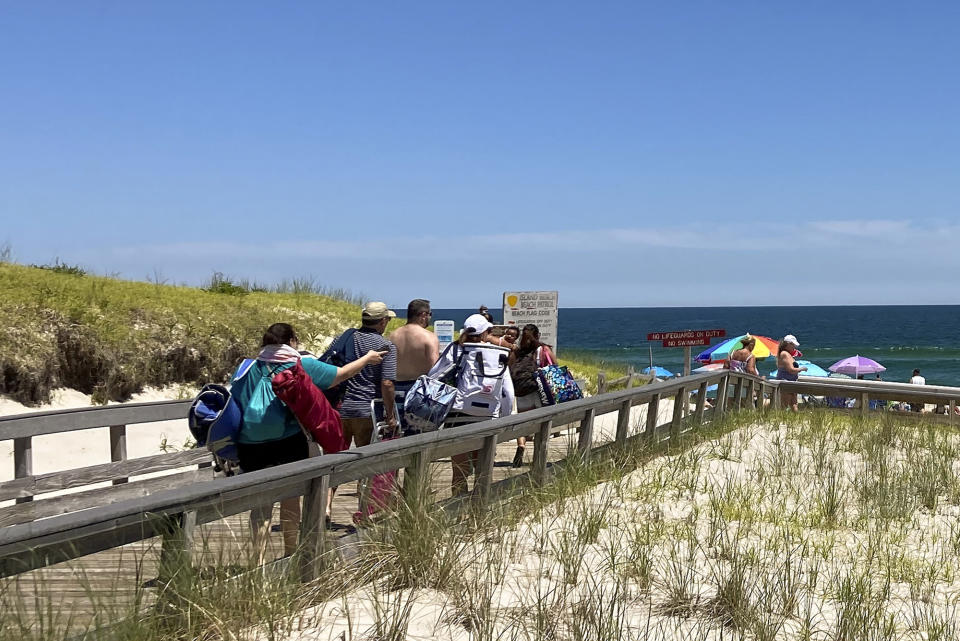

[3,3,959,307]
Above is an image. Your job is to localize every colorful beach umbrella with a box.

[828,355,886,377]
[768,360,830,378]
[642,366,674,378]
[695,334,779,363]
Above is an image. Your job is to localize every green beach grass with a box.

[4,410,960,640]
[0,261,626,406]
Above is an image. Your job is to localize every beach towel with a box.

[271,359,347,455]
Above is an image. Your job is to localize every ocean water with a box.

[425,306,960,387]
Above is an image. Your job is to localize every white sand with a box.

[274,414,960,641]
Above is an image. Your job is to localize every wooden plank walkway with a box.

[1,405,657,634]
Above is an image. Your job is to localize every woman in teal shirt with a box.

[234,322,384,560]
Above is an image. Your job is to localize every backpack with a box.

[318,328,358,407]
[447,343,511,418]
[188,359,256,475]
[511,347,546,397]
[271,359,347,455]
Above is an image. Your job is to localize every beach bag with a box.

[403,375,457,432]
[536,351,583,406]
[456,344,512,417]
[271,359,347,455]
[318,328,358,407]
[188,359,256,472]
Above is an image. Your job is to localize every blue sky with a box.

[2,2,959,307]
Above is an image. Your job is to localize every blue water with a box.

[422,306,960,387]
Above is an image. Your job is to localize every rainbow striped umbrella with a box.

[695,334,779,363]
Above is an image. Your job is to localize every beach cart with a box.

[354,398,402,524]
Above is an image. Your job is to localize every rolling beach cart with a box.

[354,398,402,524]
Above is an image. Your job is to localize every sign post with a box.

[646,329,726,376]
[434,320,455,352]
[503,291,559,354]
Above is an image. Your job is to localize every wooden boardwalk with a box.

[1,412,642,634]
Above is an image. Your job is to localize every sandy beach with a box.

[264,415,960,641]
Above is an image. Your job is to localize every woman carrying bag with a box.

[427,314,515,496]
[507,324,555,467]
[231,323,384,561]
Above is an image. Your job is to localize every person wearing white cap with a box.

[775,334,807,411]
[427,313,515,496]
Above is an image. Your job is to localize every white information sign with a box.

[434,320,455,352]
[502,291,559,354]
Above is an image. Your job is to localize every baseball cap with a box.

[783,334,800,346]
[462,313,493,336]
[362,302,396,320]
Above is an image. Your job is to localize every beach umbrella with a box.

[828,355,886,377]
[692,363,725,373]
[768,360,830,378]
[695,334,779,363]
[642,365,674,378]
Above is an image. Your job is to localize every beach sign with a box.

[647,329,725,375]
[434,320,455,352]
[503,290,559,354]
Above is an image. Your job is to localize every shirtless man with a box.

[389,299,440,434]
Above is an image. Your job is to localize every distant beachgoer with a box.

[508,324,556,467]
[726,334,759,376]
[909,368,926,412]
[776,334,807,411]
[428,314,514,495]
[390,299,440,434]
[232,323,384,559]
[478,305,494,323]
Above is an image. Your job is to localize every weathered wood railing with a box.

[596,366,654,394]
[3,371,959,585]
[0,370,738,582]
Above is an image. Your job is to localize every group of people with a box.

[726,333,807,410]
[229,299,557,558]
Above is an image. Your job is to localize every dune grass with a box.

[0,262,364,405]
[5,409,959,640]
[0,262,624,406]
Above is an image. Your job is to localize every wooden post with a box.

[158,510,196,585]
[474,435,498,502]
[772,384,781,411]
[732,377,744,411]
[716,376,729,417]
[671,387,686,442]
[645,393,660,440]
[298,473,330,582]
[615,399,633,444]
[683,346,692,377]
[950,400,956,423]
[403,448,432,499]
[746,379,756,410]
[860,392,869,417]
[14,437,32,504]
[577,408,596,460]
[597,371,607,395]
[532,420,552,483]
[626,366,636,389]
[110,424,128,485]
[694,382,708,425]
